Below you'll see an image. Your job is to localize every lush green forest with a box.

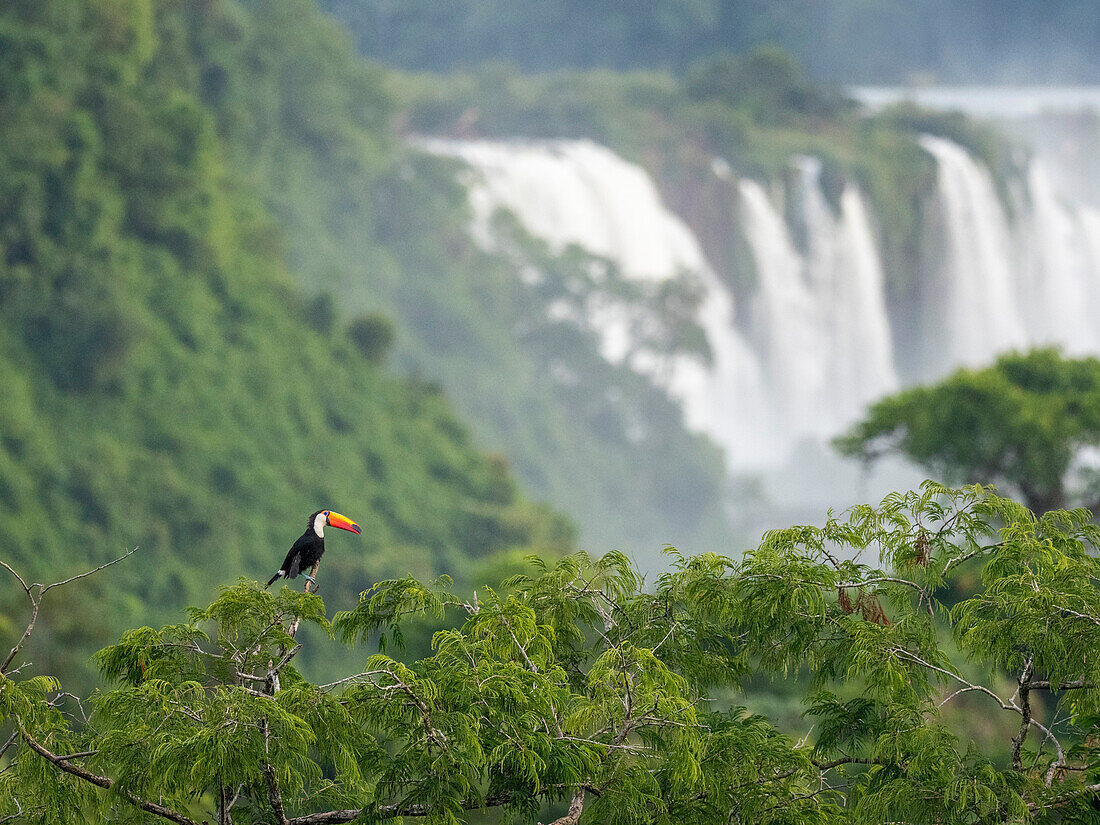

[0,0,1030,693]
[128,0,1013,573]
[7,484,1100,823]
[6,2,1100,822]
[322,0,1100,84]
[173,0,742,559]
[0,0,575,685]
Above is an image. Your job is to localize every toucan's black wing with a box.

[267,531,312,586]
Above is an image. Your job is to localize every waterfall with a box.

[920,136,1100,367]
[416,134,1100,475]
[1083,207,1100,285]
[418,137,774,468]
[737,178,825,438]
[1020,161,1100,353]
[737,166,896,445]
[831,187,899,419]
[918,135,1027,369]
[792,160,897,425]
[417,139,705,281]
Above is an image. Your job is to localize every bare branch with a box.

[891,647,1015,711]
[942,544,991,575]
[240,619,284,665]
[262,716,289,825]
[938,685,989,709]
[2,549,139,673]
[1029,678,1095,691]
[39,547,139,595]
[499,613,538,674]
[1028,780,1100,812]
[0,560,29,593]
[2,597,41,674]
[1012,657,1035,771]
[52,749,99,761]
[287,792,516,824]
[0,797,24,824]
[263,760,289,825]
[318,670,391,691]
[270,644,303,677]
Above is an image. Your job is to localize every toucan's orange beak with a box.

[327,511,361,535]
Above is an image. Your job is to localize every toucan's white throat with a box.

[313,512,326,538]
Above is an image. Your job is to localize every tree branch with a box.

[2,549,138,673]
[541,789,584,825]
[18,723,199,825]
[1029,679,1095,691]
[0,559,29,593]
[287,562,320,638]
[38,547,139,596]
[287,792,515,824]
[263,760,288,825]
[0,730,18,762]
[1012,657,1035,771]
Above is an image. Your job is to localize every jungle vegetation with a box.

[5,484,1100,823]
[837,349,1100,513]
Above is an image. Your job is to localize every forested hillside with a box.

[0,0,1056,689]
[322,0,1100,83]
[168,0,741,558]
[0,0,571,684]
[148,0,1014,560]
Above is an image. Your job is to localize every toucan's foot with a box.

[302,574,317,587]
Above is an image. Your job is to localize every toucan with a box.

[266,509,361,588]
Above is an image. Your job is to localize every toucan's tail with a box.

[265,571,282,588]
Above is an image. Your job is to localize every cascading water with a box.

[1020,161,1100,353]
[831,187,899,417]
[418,139,704,281]
[918,135,1027,370]
[920,135,1100,369]
[417,132,1100,475]
[790,160,897,426]
[418,137,774,468]
[735,165,896,448]
[1083,207,1100,284]
[737,178,826,437]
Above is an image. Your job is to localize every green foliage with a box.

[8,483,1100,822]
[684,48,854,124]
[0,0,574,690]
[836,349,1100,512]
[196,30,739,557]
[347,313,397,364]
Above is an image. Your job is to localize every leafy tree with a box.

[6,482,1100,823]
[836,349,1100,512]
[684,48,852,123]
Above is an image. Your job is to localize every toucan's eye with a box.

[323,510,330,516]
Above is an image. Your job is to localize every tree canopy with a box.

[835,349,1100,512]
[6,482,1100,823]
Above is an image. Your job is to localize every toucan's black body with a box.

[268,517,325,585]
[266,509,361,588]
